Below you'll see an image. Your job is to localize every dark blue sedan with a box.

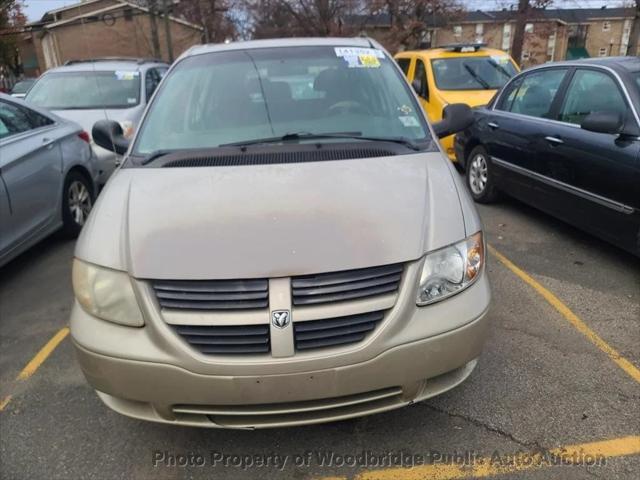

[455,56,640,256]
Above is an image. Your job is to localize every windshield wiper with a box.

[463,63,492,89]
[140,149,178,165]
[487,59,514,79]
[222,132,421,151]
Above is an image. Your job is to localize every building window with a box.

[525,23,534,33]
[453,25,462,37]
[502,23,512,51]
[475,23,484,43]
[547,31,556,60]
[602,21,611,32]
[598,47,608,57]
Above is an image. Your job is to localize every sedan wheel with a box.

[68,180,92,226]
[469,154,488,195]
[465,146,499,203]
[62,171,94,237]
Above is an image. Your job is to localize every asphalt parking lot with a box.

[1,194,639,480]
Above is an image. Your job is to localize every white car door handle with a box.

[42,137,54,149]
[488,122,499,129]
[545,136,564,145]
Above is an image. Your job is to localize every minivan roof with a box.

[183,37,378,59]
[46,58,168,73]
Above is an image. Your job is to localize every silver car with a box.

[0,93,97,267]
[9,78,36,99]
[71,38,489,428]
[25,58,169,185]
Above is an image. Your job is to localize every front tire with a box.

[466,146,499,203]
[62,171,93,238]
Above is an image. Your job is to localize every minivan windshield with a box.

[431,56,517,90]
[134,46,431,155]
[27,71,141,109]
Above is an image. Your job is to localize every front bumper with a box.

[71,266,491,428]
[74,312,487,428]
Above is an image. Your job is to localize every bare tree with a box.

[244,0,362,38]
[141,0,237,43]
[0,0,26,79]
[627,0,640,55]
[186,0,237,42]
[510,0,552,67]
[146,0,162,58]
[365,0,464,52]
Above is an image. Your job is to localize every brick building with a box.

[16,0,203,76]
[355,7,639,68]
[436,7,638,67]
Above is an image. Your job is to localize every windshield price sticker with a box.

[399,115,420,127]
[115,71,139,80]
[490,56,511,64]
[335,47,384,68]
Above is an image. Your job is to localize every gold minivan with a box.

[71,38,491,428]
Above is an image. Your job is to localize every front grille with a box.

[172,386,403,428]
[291,263,403,306]
[294,311,384,351]
[152,279,268,310]
[172,324,270,355]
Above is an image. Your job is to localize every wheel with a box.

[465,146,500,203]
[61,171,94,237]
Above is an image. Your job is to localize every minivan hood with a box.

[76,153,466,279]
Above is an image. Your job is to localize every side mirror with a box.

[432,103,473,139]
[92,119,130,155]
[580,111,623,135]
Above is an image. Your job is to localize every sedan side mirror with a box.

[92,119,130,155]
[432,103,473,139]
[580,111,623,135]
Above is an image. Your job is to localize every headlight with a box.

[416,231,484,306]
[72,259,144,327]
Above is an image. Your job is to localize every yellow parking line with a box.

[349,436,640,480]
[17,327,69,381]
[1,327,70,412]
[488,245,640,384]
[0,395,12,412]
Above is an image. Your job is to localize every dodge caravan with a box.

[71,38,491,428]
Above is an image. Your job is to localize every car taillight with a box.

[78,131,91,143]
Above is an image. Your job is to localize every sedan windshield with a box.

[26,71,140,109]
[134,46,431,155]
[431,56,517,91]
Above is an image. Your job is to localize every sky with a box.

[24,0,75,21]
[22,0,630,22]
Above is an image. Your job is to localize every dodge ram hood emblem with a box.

[271,310,291,329]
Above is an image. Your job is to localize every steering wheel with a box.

[326,100,371,116]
